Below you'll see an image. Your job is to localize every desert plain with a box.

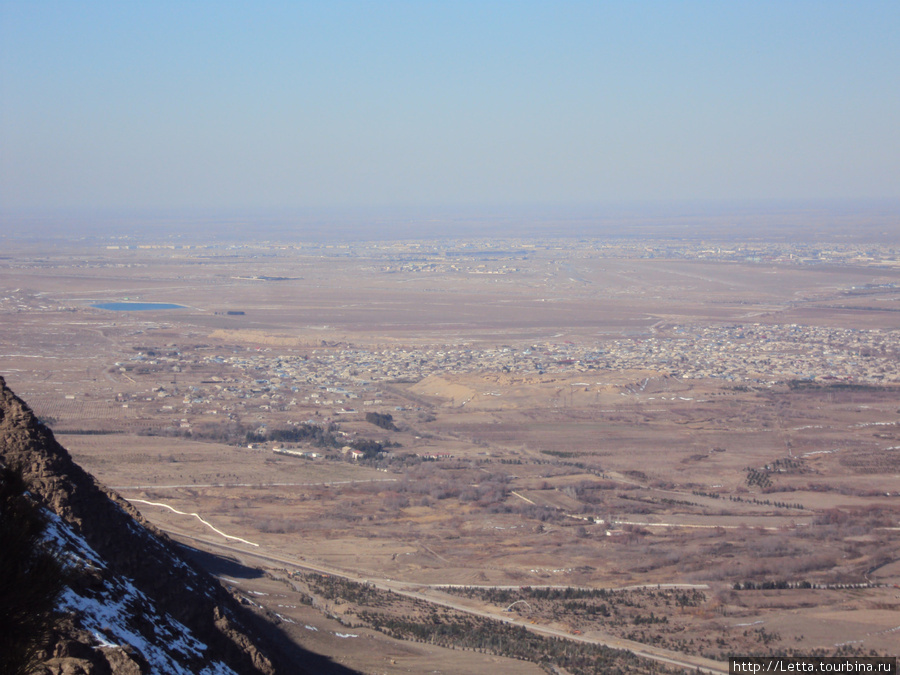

[1,224,899,673]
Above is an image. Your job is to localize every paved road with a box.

[157,523,729,674]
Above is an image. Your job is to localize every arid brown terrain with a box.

[2,230,899,673]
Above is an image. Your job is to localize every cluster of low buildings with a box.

[209,322,900,387]
[116,321,900,425]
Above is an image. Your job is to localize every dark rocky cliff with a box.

[0,376,326,675]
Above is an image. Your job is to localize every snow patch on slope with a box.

[42,511,238,675]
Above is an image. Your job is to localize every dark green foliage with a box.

[55,429,121,435]
[787,380,892,392]
[540,449,576,458]
[733,580,814,590]
[360,611,662,674]
[745,468,772,489]
[349,439,386,459]
[245,423,339,448]
[141,419,342,447]
[296,574,678,673]
[365,412,397,431]
[0,465,67,675]
[693,489,805,510]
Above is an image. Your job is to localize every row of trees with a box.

[295,570,677,673]
[357,610,674,674]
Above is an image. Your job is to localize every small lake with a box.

[92,302,186,311]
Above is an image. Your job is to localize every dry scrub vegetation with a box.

[4,240,900,669]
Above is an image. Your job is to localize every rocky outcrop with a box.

[0,376,316,675]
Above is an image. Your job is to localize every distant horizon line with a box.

[3,196,900,220]
[1,197,898,245]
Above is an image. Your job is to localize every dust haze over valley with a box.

[4,0,900,670]
[2,207,900,673]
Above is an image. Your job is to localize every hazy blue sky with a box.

[1,1,899,213]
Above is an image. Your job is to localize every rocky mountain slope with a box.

[0,376,337,675]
